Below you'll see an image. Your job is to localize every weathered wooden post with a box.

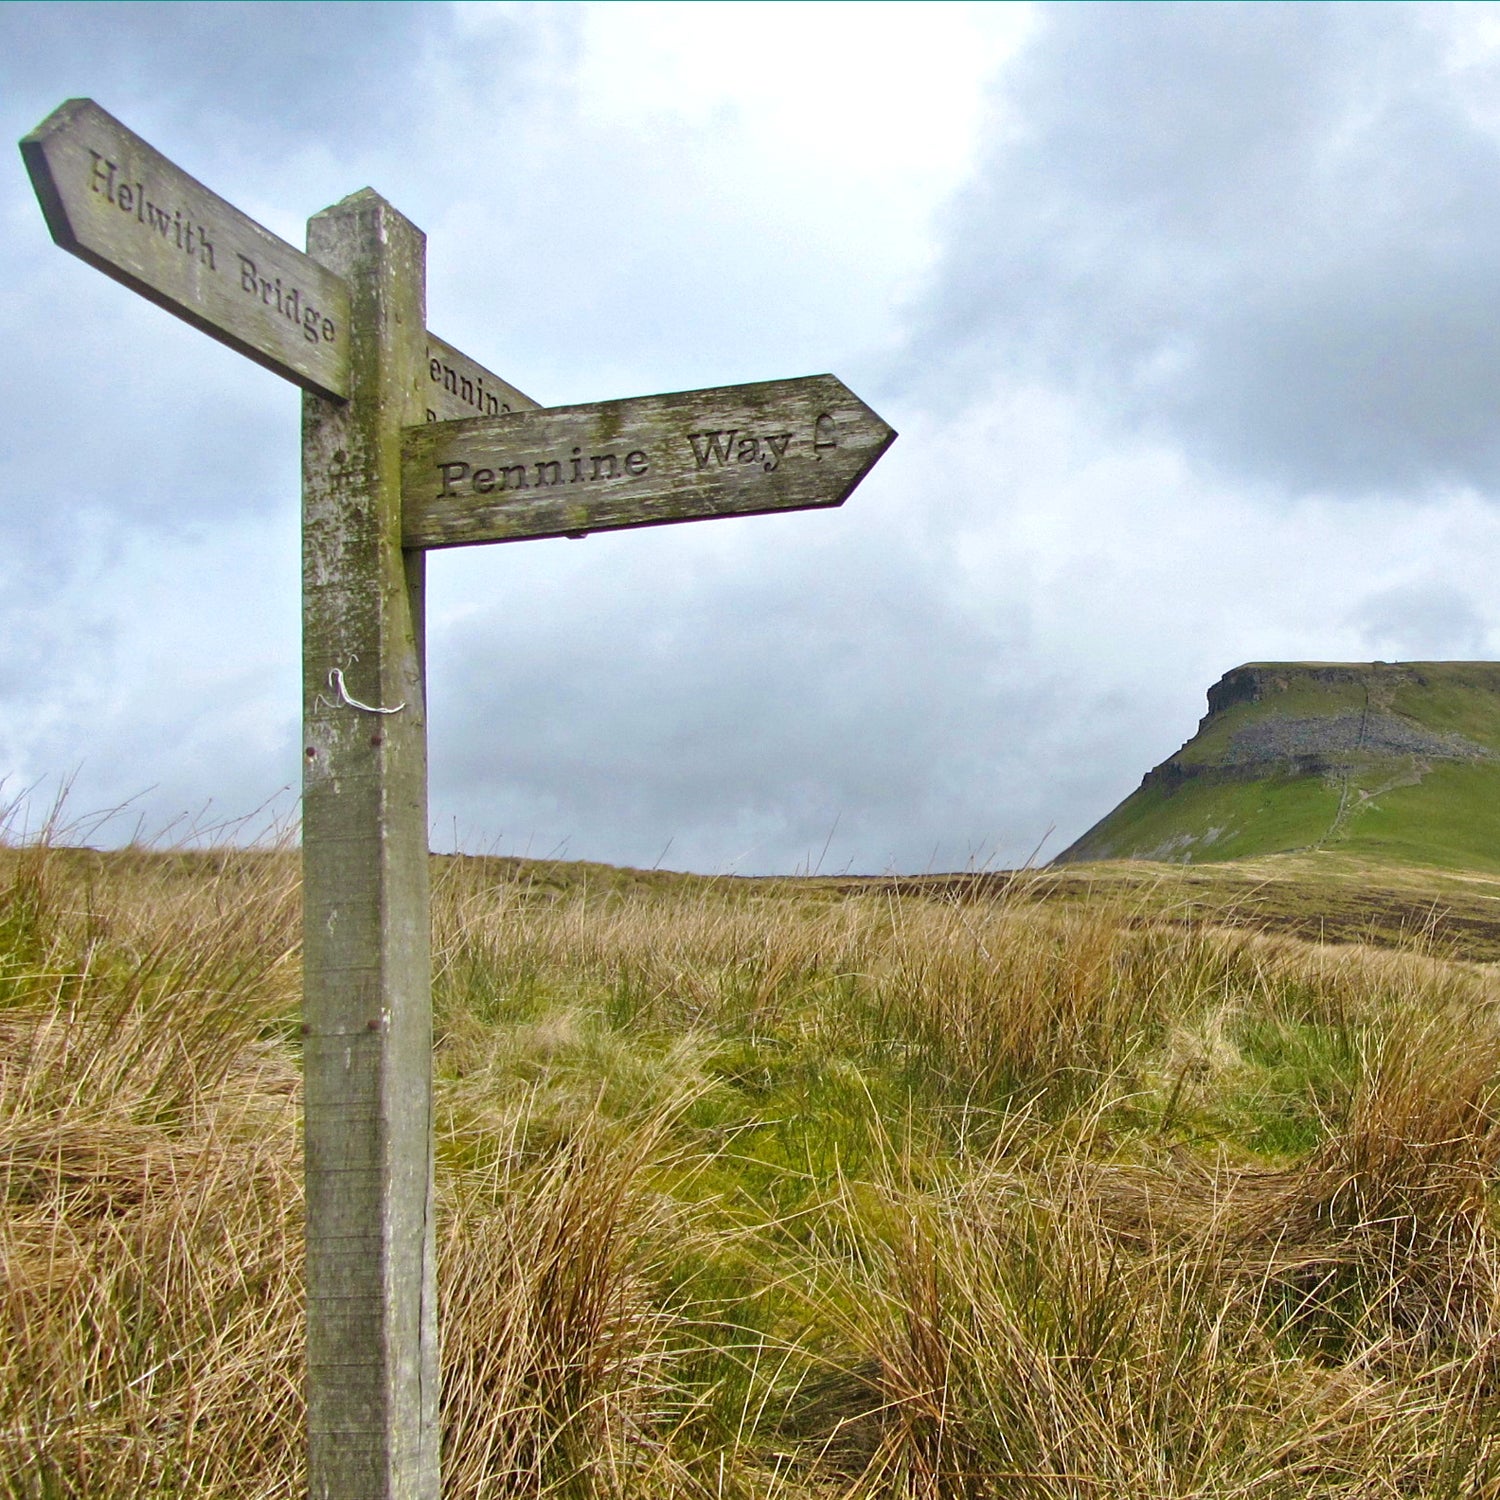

[300,190,438,1498]
[22,96,894,1499]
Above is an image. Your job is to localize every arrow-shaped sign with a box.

[22,98,353,399]
[22,98,538,418]
[401,373,895,548]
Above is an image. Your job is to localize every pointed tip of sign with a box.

[24,99,353,399]
[831,375,897,449]
[24,97,116,142]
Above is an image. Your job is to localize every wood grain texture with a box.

[401,373,895,548]
[301,190,439,1500]
[22,98,351,399]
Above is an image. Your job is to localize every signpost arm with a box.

[301,190,438,1499]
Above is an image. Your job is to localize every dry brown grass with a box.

[0,841,303,1497]
[6,841,1500,1495]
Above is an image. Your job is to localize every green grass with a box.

[1385,662,1500,742]
[1076,758,1500,874]
[1073,772,1345,862]
[1327,759,1500,869]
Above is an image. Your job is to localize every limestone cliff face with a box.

[1054,661,1500,866]
[1154,663,1499,785]
[1203,662,1500,720]
[1205,663,1369,718]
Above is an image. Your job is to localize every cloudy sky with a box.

[5,1,1500,873]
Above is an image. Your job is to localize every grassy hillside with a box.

[1057,661,1500,871]
[8,841,1500,1496]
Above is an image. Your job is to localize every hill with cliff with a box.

[1055,661,1500,871]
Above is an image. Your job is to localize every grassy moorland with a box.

[6,842,1500,1496]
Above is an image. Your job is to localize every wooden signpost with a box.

[21,98,895,1499]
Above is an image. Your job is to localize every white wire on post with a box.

[328,667,406,715]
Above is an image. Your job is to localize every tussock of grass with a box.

[438,1104,688,1496]
[0,839,303,1497]
[7,839,1500,1495]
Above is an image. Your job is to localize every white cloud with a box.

[5,2,1500,871]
